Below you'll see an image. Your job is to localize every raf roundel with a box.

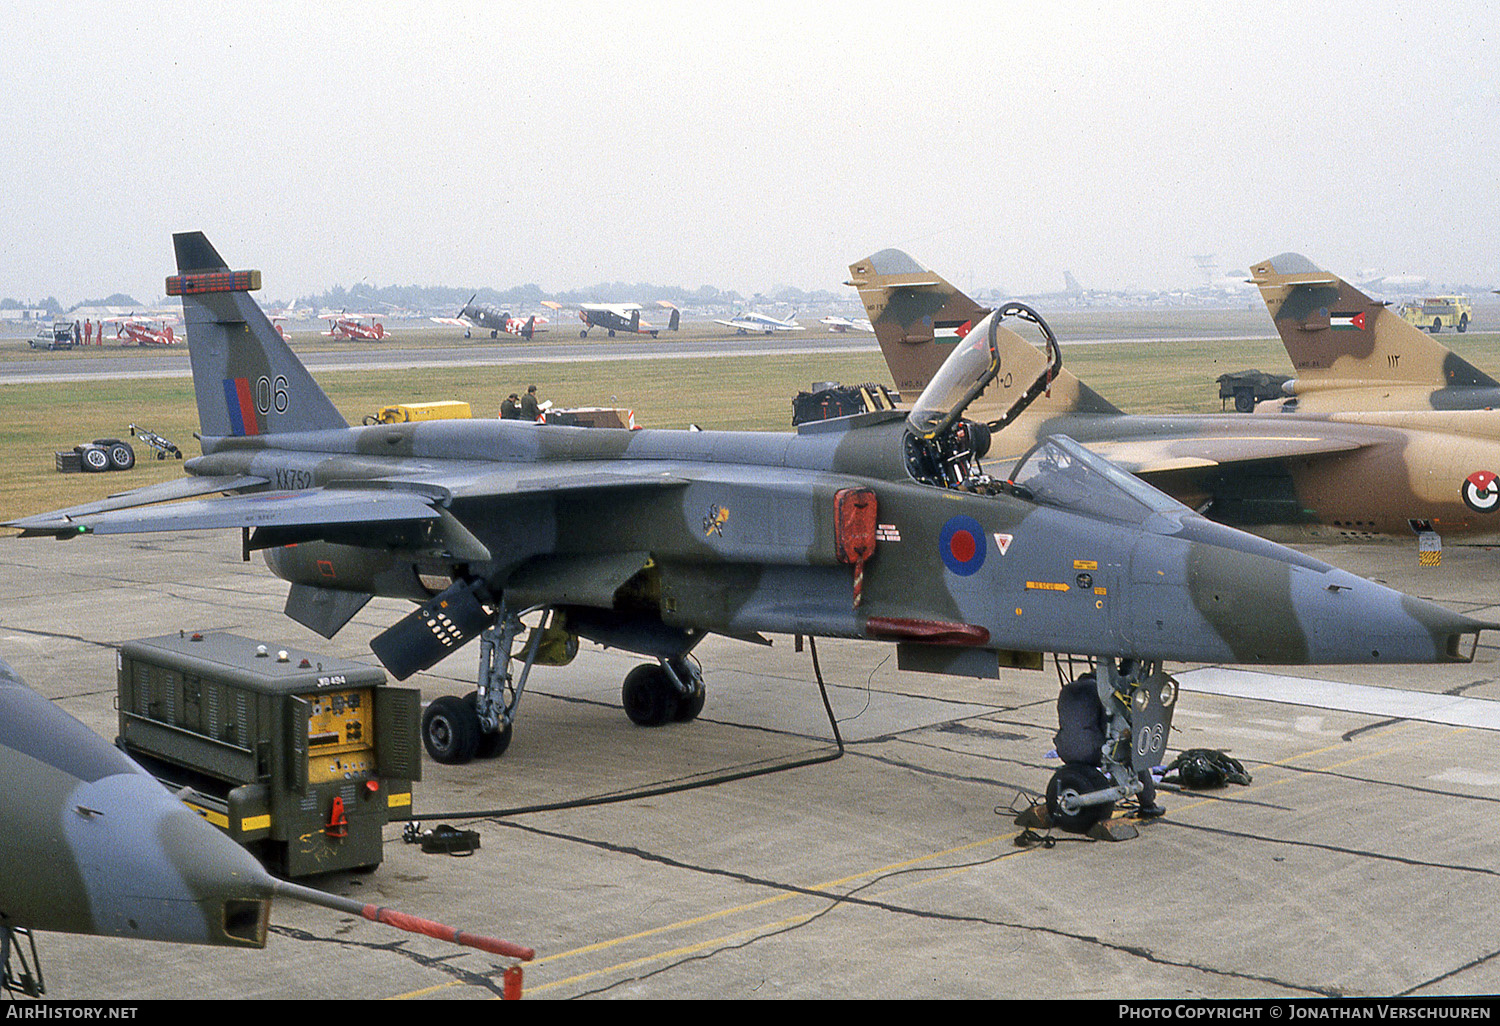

[939,515,987,576]
[1462,470,1500,513]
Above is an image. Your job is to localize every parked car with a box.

[28,322,76,350]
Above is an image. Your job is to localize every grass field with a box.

[6,318,1500,522]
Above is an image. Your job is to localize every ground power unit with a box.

[116,632,421,877]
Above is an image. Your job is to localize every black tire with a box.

[1429,319,1441,333]
[423,695,480,764]
[1459,314,1469,333]
[622,664,679,726]
[1045,764,1115,833]
[107,443,135,471]
[464,692,513,758]
[78,445,110,472]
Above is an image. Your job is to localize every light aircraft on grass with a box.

[323,313,388,341]
[544,301,679,338]
[105,315,179,346]
[6,233,1489,838]
[715,310,802,334]
[431,295,547,339]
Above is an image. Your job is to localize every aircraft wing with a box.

[8,486,442,538]
[429,316,472,327]
[6,474,268,535]
[1079,434,1368,475]
[7,463,690,540]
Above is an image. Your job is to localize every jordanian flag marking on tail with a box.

[223,378,261,436]
[1330,311,1367,331]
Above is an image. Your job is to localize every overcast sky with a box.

[3,1,1497,305]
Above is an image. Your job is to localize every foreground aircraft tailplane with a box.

[171,232,348,439]
[1249,253,1499,408]
[847,248,1120,417]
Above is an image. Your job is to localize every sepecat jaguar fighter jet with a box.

[7,233,1491,833]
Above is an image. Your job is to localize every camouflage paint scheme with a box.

[1249,254,1500,413]
[4,235,1489,785]
[0,653,271,949]
[851,250,1500,546]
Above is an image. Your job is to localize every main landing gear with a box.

[1044,658,1177,832]
[420,606,709,764]
[421,608,539,764]
[621,658,705,726]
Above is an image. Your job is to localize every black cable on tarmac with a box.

[401,637,846,822]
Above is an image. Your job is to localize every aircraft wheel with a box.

[107,442,135,471]
[622,664,679,726]
[1045,764,1115,833]
[465,692,513,758]
[423,695,480,764]
[78,444,110,472]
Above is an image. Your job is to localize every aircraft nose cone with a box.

[1175,518,1491,665]
[155,799,274,946]
[69,774,273,946]
[1287,567,1490,664]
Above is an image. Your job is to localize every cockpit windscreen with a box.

[1009,435,1190,525]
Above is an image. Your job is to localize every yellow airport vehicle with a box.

[363,400,472,425]
[1399,296,1471,333]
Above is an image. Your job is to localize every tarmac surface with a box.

[2,525,1499,1000]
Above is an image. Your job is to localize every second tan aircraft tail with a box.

[1249,253,1497,396]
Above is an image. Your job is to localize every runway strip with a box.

[1177,666,1500,731]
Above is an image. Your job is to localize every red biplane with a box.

[323,313,388,340]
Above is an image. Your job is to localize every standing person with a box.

[519,384,541,422]
[499,393,521,419]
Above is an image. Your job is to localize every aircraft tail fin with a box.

[668,307,680,331]
[521,315,535,340]
[171,232,348,438]
[847,249,992,396]
[847,249,1119,416]
[1249,253,1496,391]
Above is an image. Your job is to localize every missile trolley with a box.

[116,632,421,877]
